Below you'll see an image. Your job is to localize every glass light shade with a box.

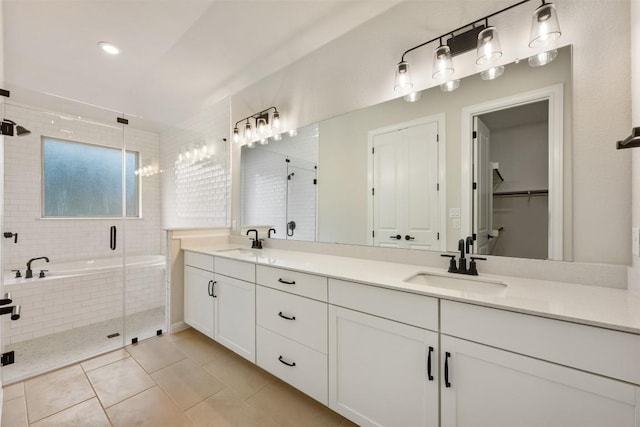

[528,49,557,66]
[257,118,267,135]
[403,91,421,103]
[440,79,460,92]
[244,121,252,140]
[259,138,268,145]
[246,141,255,148]
[432,45,454,80]
[476,27,502,65]
[529,3,561,48]
[481,65,505,80]
[272,133,282,141]
[272,112,280,130]
[288,129,298,137]
[394,61,413,92]
[232,127,240,143]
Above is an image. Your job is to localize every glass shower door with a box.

[0,88,126,383]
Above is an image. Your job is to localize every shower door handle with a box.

[110,226,117,250]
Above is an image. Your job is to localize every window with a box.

[42,137,139,217]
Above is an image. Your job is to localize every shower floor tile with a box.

[3,307,165,384]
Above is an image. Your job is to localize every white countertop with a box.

[181,241,640,335]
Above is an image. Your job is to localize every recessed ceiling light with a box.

[98,41,120,55]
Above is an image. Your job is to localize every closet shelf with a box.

[493,189,548,197]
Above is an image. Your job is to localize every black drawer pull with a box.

[278,311,296,321]
[207,280,213,297]
[278,355,296,367]
[278,278,296,285]
[211,281,217,298]
[427,346,434,381]
[444,351,451,388]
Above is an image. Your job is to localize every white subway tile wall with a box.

[4,265,165,345]
[241,123,318,240]
[160,100,231,228]
[3,103,162,271]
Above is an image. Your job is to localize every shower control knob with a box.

[39,270,48,278]
[11,269,21,278]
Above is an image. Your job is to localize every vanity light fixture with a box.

[233,106,282,146]
[394,0,562,95]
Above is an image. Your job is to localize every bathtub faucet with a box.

[26,257,49,279]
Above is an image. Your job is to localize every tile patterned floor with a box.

[1,328,358,426]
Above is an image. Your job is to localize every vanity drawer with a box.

[441,300,640,385]
[328,279,438,331]
[256,285,327,354]
[256,326,328,405]
[256,265,327,301]
[215,257,255,283]
[184,251,214,272]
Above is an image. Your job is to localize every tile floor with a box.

[1,328,358,426]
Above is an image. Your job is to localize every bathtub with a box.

[5,254,165,282]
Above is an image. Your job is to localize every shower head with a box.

[1,119,31,137]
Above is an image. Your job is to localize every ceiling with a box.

[2,0,400,128]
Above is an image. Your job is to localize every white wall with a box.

[630,0,640,292]
[232,0,631,266]
[3,103,162,271]
[160,99,231,229]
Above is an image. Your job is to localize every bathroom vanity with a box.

[182,245,640,427]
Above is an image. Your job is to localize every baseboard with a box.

[170,321,189,333]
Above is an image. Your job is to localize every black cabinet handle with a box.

[278,311,296,321]
[110,226,116,250]
[211,281,217,298]
[207,280,213,297]
[405,235,415,241]
[278,278,296,285]
[278,355,296,367]
[389,234,401,240]
[444,351,451,388]
[427,346,434,381]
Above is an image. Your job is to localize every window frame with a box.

[40,136,141,219]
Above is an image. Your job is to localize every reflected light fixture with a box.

[244,120,253,140]
[232,127,240,143]
[404,91,421,103]
[288,129,298,137]
[272,111,281,130]
[257,117,267,136]
[394,0,562,94]
[98,41,120,55]
[272,133,282,141]
[481,65,505,80]
[440,80,460,92]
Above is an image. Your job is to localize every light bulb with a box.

[432,45,454,80]
[476,27,502,65]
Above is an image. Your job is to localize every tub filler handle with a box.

[0,305,20,321]
[0,293,12,306]
[110,226,117,250]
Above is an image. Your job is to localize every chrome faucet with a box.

[26,257,49,279]
[441,237,486,276]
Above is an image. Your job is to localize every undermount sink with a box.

[218,248,262,258]
[404,272,507,295]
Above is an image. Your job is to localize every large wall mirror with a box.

[240,45,572,261]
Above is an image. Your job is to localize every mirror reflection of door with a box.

[369,117,442,250]
[473,101,549,259]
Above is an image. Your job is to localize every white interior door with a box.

[473,117,491,254]
[372,130,403,248]
[371,120,440,249]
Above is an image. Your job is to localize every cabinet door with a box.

[441,335,640,427]
[214,274,256,362]
[329,306,438,427]
[184,265,214,338]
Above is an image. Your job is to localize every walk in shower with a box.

[0,87,167,383]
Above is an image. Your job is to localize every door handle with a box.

[405,235,415,241]
[389,234,401,240]
[427,346,434,381]
[444,351,452,388]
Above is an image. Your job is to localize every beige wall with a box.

[232,0,631,266]
[630,0,640,292]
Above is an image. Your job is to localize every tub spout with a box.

[26,257,49,279]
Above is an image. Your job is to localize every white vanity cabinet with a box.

[183,251,256,362]
[184,251,215,338]
[440,300,640,427]
[328,279,440,427]
[255,265,329,404]
[213,257,256,362]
